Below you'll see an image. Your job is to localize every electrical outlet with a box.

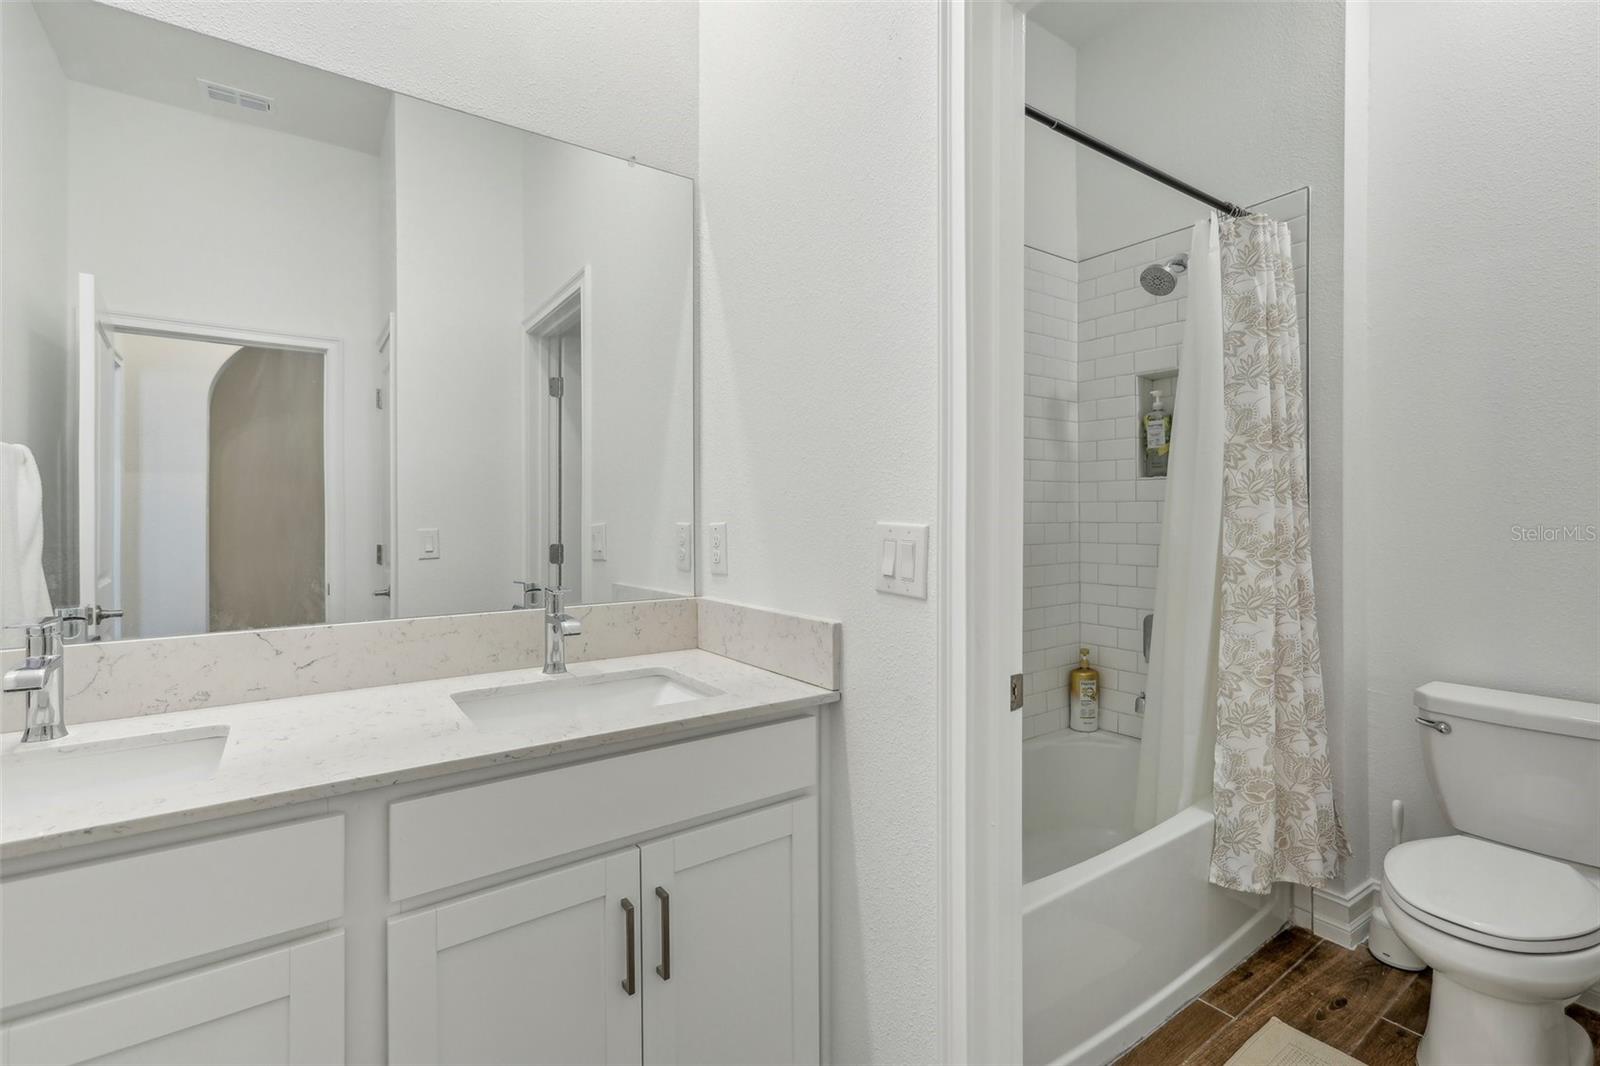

[709,522,729,575]
[675,522,693,572]
[591,522,607,561]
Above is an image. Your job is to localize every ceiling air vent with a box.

[198,78,273,114]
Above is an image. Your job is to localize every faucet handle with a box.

[513,581,545,609]
[23,621,51,658]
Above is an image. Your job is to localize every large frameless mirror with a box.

[0,0,695,647]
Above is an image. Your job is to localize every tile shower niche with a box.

[1136,371,1178,480]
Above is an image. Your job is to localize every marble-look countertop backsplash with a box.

[1,598,840,733]
[698,599,841,690]
[0,600,698,733]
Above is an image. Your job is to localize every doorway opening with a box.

[104,314,343,637]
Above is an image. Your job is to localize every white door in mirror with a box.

[875,522,928,598]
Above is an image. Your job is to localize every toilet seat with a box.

[1384,835,1600,954]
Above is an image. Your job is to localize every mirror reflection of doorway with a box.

[113,331,327,636]
[524,279,586,605]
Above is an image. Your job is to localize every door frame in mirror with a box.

[522,267,594,603]
[101,312,348,631]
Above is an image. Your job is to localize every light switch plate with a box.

[418,528,440,561]
[590,522,607,561]
[875,522,928,599]
[675,522,693,572]
[709,522,729,575]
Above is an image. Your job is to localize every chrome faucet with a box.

[3,613,77,743]
[542,587,582,675]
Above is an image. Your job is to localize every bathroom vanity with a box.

[0,5,837,1063]
[0,647,835,1065]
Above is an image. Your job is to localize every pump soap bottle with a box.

[1144,389,1172,476]
[1068,647,1100,732]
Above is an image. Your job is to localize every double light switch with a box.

[876,523,928,599]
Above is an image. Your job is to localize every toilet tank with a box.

[1414,682,1600,867]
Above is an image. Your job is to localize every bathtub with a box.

[1022,729,1288,1065]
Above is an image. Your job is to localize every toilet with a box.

[1381,682,1600,1066]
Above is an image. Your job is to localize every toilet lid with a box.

[1384,836,1600,952]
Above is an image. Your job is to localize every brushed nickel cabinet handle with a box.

[654,886,671,981]
[621,899,637,995]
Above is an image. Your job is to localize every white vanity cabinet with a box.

[0,714,823,1066]
[639,798,819,1066]
[388,849,643,1065]
[0,817,347,1066]
[386,797,819,1066]
[2,933,345,1066]
[384,717,821,1066]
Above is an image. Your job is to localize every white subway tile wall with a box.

[1022,247,1079,740]
[1022,189,1310,743]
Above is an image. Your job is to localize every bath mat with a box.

[1223,1018,1363,1066]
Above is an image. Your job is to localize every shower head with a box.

[1139,254,1189,297]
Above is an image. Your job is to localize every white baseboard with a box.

[1290,878,1380,950]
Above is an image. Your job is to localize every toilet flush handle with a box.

[1415,716,1451,734]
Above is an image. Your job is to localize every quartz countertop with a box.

[0,649,838,859]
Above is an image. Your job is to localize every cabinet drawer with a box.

[390,716,817,900]
[1,816,344,1008]
[2,931,344,1066]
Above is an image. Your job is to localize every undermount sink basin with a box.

[453,669,717,733]
[2,726,229,817]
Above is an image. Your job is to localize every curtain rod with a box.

[1025,105,1248,219]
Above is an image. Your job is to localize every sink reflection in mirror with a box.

[452,669,719,734]
[1,725,229,818]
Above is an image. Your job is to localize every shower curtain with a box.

[1208,214,1345,893]
[1134,214,1224,834]
[1135,212,1346,894]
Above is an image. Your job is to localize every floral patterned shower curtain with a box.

[1209,214,1348,894]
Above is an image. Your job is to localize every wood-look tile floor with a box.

[1114,927,1600,1066]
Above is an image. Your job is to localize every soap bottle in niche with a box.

[1143,389,1172,476]
[1068,647,1100,732]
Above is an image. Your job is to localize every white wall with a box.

[114,334,238,638]
[389,95,524,619]
[521,135,695,602]
[698,4,941,1062]
[0,0,72,617]
[1358,1,1600,877]
[65,82,383,624]
[1073,3,1344,258]
[1024,24,1077,261]
[99,0,700,178]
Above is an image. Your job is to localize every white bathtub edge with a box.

[1050,887,1290,1066]
[1023,799,1215,913]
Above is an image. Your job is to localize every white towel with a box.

[1,441,55,631]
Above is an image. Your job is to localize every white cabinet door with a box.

[640,798,819,1066]
[388,848,642,1066]
[0,932,343,1066]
